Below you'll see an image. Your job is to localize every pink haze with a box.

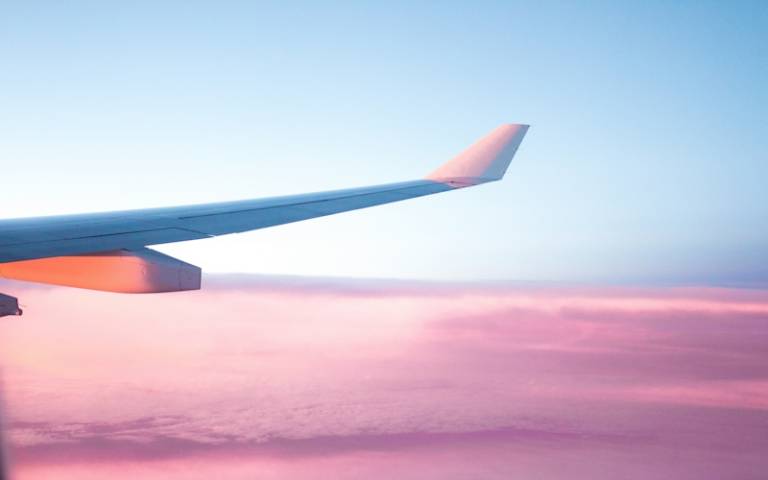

[0,277,767,479]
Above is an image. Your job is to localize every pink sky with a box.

[1,277,767,479]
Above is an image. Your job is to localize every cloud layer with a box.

[1,277,767,479]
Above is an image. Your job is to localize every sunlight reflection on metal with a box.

[0,248,200,293]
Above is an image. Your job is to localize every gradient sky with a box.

[2,1,766,284]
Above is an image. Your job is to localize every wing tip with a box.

[426,123,529,185]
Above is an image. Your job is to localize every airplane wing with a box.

[0,124,528,301]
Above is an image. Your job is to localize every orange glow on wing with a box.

[0,249,200,293]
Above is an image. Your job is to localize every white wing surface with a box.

[0,124,528,297]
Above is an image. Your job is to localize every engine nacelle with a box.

[0,293,21,317]
[0,248,201,293]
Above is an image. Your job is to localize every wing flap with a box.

[0,228,210,263]
[177,182,453,234]
[180,206,321,235]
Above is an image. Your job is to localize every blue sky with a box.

[1,1,766,284]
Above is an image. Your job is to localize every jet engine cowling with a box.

[0,248,201,293]
[0,293,21,317]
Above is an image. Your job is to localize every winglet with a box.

[426,123,529,186]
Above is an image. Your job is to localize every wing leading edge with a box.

[0,124,528,292]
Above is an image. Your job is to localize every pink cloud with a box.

[1,277,767,479]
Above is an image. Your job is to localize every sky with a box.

[2,279,768,479]
[1,3,768,479]
[1,1,766,284]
